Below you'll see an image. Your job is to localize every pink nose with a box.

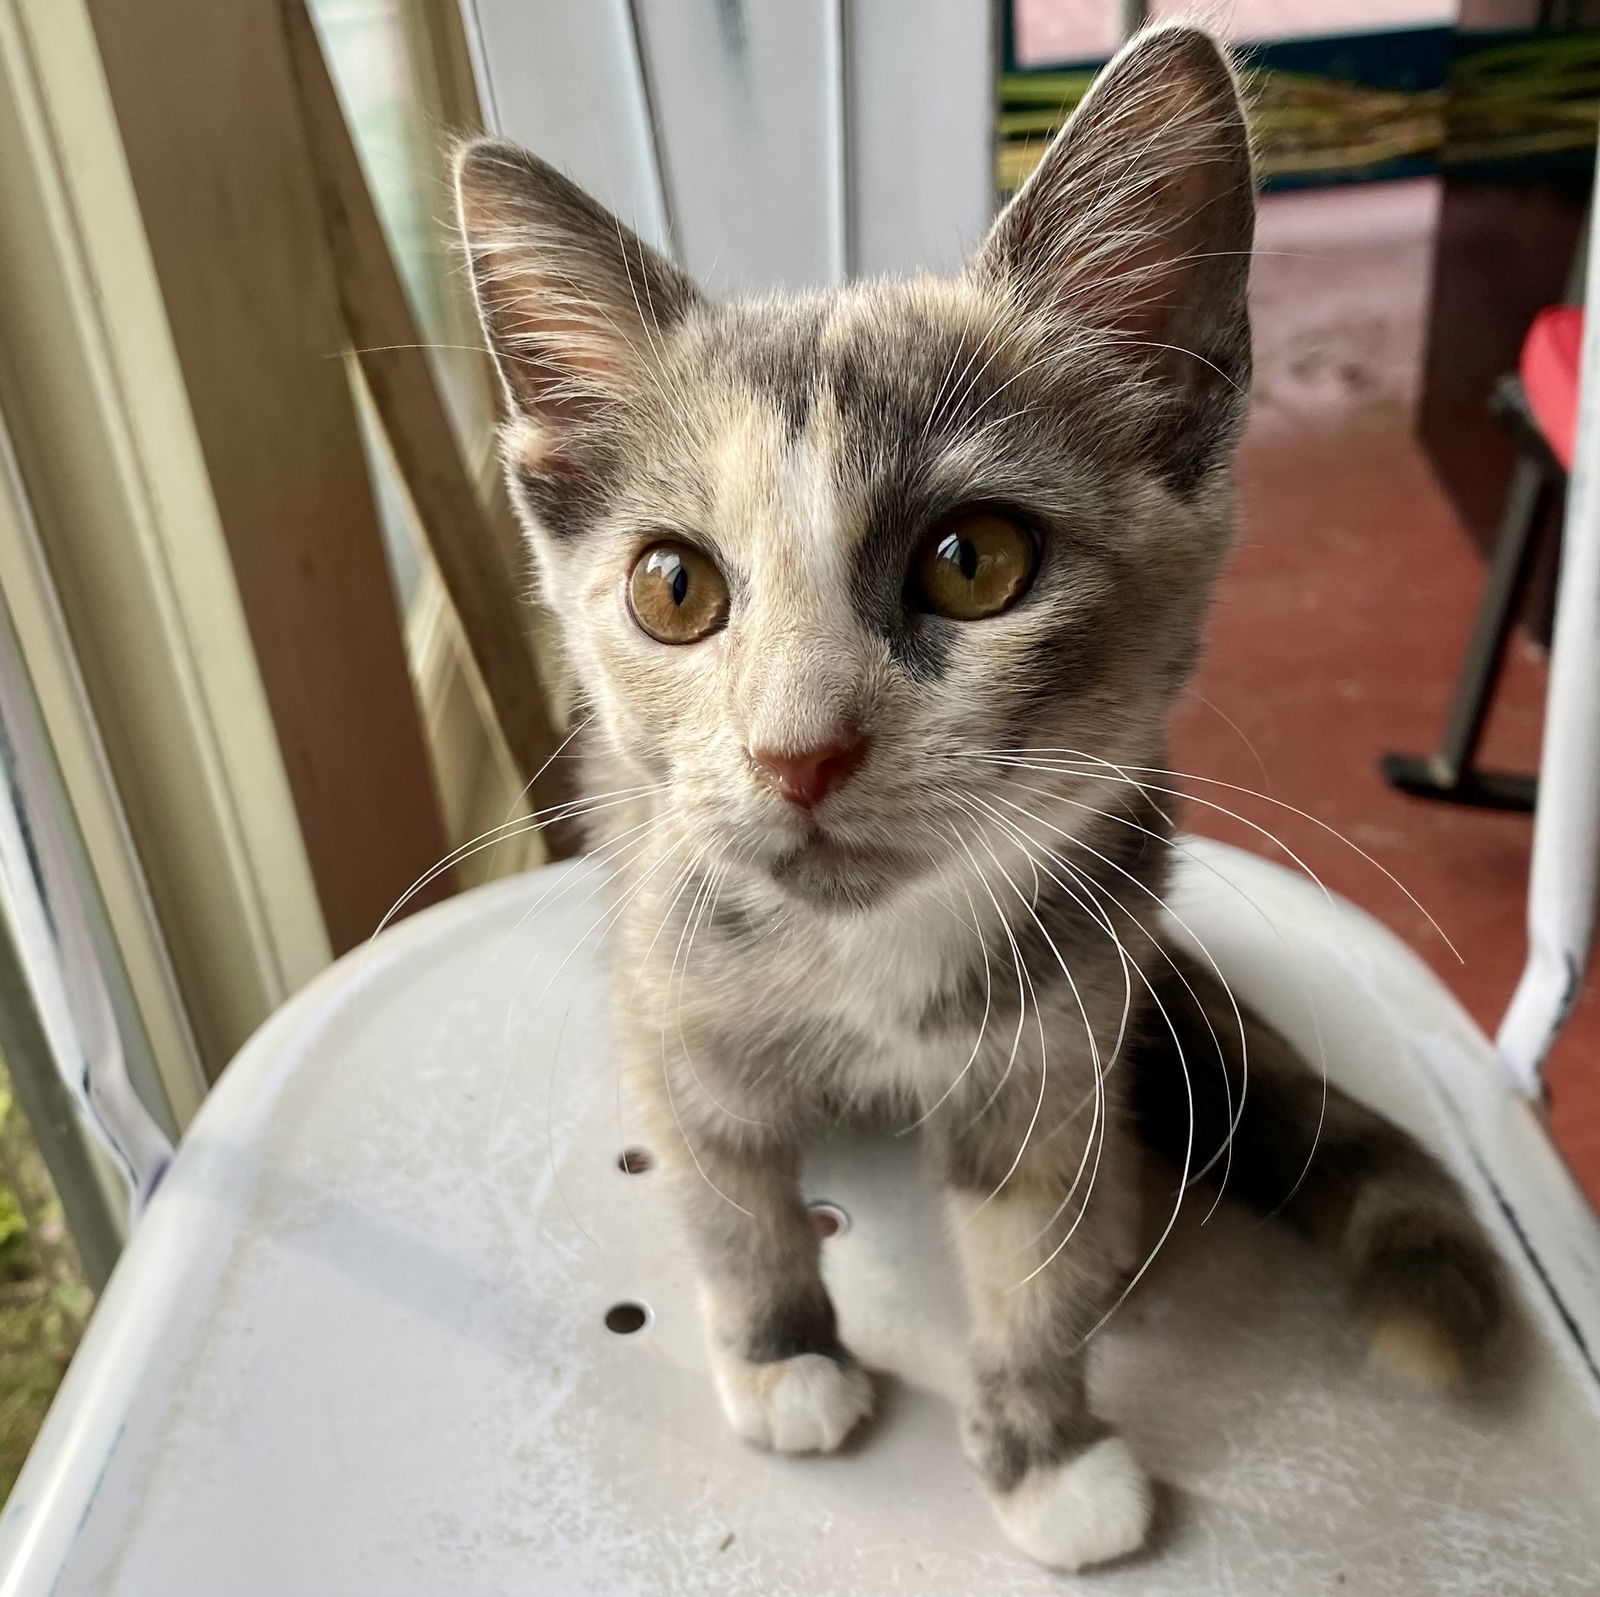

[749,735,868,809]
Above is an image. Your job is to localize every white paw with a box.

[710,1349,874,1453]
[992,1436,1154,1571]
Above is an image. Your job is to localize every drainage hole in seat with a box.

[808,1201,849,1239]
[605,1301,651,1335]
[617,1147,653,1174]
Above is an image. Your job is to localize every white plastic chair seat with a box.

[3,841,1598,1596]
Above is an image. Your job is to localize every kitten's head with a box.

[457,25,1253,913]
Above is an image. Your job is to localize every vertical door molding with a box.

[466,0,997,293]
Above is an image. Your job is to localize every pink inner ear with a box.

[1095,153,1230,344]
[468,241,644,425]
[977,27,1251,359]
[455,138,701,428]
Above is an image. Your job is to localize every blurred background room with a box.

[0,0,1595,1510]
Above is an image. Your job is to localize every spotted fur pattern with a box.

[457,24,1506,1572]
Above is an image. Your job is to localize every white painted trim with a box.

[0,412,205,1134]
[0,474,176,1210]
[630,1,844,292]
[466,0,671,253]
[467,0,996,294]
[843,0,997,279]
[0,0,330,1069]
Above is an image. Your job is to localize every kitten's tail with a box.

[1129,946,1510,1390]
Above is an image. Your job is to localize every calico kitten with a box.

[456,24,1506,1572]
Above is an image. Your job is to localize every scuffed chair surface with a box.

[3,843,1597,1596]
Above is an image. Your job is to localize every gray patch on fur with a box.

[966,1356,1106,1493]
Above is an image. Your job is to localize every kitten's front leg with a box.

[638,1069,873,1453]
[944,1135,1152,1572]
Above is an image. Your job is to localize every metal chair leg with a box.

[1380,453,1548,812]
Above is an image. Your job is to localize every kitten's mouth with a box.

[767,828,922,909]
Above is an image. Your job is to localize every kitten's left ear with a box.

[454,140,701,450]
[973,24,1254,479]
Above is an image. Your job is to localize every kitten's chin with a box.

[765,832,923,913]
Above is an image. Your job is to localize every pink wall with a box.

[1013,1,1455,66]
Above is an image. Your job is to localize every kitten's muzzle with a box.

[767,827,922,908]
[747,733,869,810]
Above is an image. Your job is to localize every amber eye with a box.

[911,510,1037,620]
[627,541,730,644]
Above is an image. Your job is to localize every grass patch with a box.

[0,1061,91,1505]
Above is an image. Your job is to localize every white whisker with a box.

[946,825,1031,1143]
[659,852,756,1217]
[898,875,995,1133]
[972,787,1242,1211]
[967,746,1460,960]
[953,819,1051,1221]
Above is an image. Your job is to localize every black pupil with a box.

[669,560,689,606]
[942,534,980,582]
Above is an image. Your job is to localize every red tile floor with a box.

[1174,178,1600,1207]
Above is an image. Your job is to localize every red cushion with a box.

[1519,304,1584,473]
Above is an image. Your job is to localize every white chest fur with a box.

[789,883,993,1100]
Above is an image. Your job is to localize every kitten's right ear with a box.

[454,140,700,439]
[971,25,1253,484]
